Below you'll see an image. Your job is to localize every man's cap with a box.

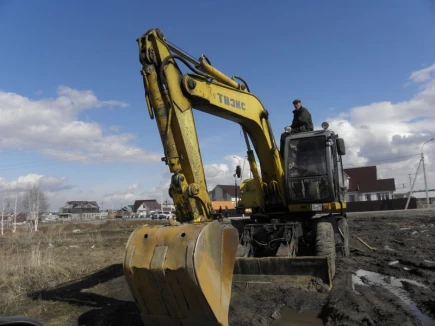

[292,99,301,105]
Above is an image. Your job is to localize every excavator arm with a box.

[138,28,286,223]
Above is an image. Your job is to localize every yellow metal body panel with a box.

[288,201,347,213]
[123,220,239,326]
[237,178,262,209]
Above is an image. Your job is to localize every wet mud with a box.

[30,210,435,325]
[229,210,435,326]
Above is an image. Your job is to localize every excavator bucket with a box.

[123,220,239,326]
[233,256,332,289]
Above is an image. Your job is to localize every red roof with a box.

[133,200,160,212]
[16,213,28,223]
[344,166,395,193]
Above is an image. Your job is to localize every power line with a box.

[344,153,420,168]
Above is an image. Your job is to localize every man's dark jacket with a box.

[279,106,313,155]
[291,106,313,133]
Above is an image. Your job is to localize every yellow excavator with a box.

[123,28,350,326]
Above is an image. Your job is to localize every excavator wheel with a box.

[337,216,350,257]
[315,219,336,278]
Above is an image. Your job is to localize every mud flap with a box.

[123,220,239,326]
[233,256,332,289]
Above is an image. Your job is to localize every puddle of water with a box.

[271,308,323,326]
[352,269,435,326]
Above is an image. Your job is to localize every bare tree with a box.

[11,191,19,233]
[0,193,5,236]
[22,185,48,232]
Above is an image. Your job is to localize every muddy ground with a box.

[5,210,435,326]
[229,210,435,326]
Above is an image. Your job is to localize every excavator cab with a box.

[283,125,347,213]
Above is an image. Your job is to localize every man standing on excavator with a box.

[280,99,314,155]
[290,99,313,133]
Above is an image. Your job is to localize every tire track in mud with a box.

[229,211,435,326]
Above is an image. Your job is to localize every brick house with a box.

[344,166,396,202]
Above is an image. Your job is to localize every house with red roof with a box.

[344,166,396,202]
[133,199,163,217]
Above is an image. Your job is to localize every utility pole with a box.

[405,138,434,210]
[160,183,163,212]
[405,160,422,210]
[408,174,412,190]
[421,138,434,209]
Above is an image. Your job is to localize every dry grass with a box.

[0,218,164,319]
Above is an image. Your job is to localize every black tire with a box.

[315,220,336,278]
[337,217,350,257]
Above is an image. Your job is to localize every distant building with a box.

[59,201,102,221]
[133,199,161,217]
[344,166,396,202]
[394,189,435,207]
[209,185,241,203]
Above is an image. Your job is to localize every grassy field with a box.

[0,219,163,324]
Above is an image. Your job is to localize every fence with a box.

[222,198,418,217]
[344,198,417,212]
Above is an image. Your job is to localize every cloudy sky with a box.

[0,1,434,210]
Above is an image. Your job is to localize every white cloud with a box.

[409,63,435,83]
[0,173,72,193]
[102,183,144,205]
[203,155,252,191]
[127,183,141,191]
[109,125,120,132]
[0,86,161,163]
[326,63,435,192]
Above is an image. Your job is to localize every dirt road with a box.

[15,210,435,325]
